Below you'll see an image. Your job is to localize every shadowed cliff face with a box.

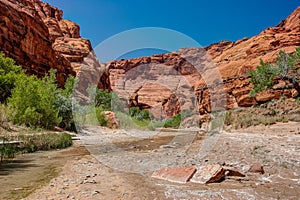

[101,7,300,117]
[0,0,96,85]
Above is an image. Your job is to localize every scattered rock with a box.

[224,167,246,177]
[248,163,265,174]
[152,166,197,184]
[103,111,119,129]
[160,145,176,149]
[190,164,226,184]
[91,190,100,195]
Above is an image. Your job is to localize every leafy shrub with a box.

[128,107,140,117]
[55,76,77,131]
[0,104,12,131]
[19,133,72,153]
[8,70,61,128]
[249,47,300,97]
[95,89,112,110]
[0,137,16,162]
[0,52,24,103]
[0,53,80,131]
[224,111,234,126]
[111,92,125,112]
[115,111,138,129]
[0,133,72,163]
[129,107,152,121]
[249,60,277,97]
[95,107,108,126]
[164,114,181,128]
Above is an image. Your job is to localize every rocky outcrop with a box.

[0,0,96,85]
[101,7,300,117]
[103,111,119,129]
[201,6,300,108]
[105,50,206,118]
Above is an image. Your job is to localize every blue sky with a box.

[44,0,299,60]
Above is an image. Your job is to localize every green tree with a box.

[55,75,77,131]
[249,47,300,97]
[95,88,112,110]
[0,52,24,103]
[8,70,61,128]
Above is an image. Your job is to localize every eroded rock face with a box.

[0,0,95,85]
[101,7,300,117]
[106,51,204,118]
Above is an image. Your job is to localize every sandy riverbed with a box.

[1,122,299,200]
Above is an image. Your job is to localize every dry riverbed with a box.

[1,122,299,199]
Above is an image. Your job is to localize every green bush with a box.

[95,107,108,126]
[55,76,76,131]
[0,137,16,162]
[164,113,181,128]
[95,89,112,110]
[0,53,79,131]
[249,47,300,97]
[0,104,12,130]
[224,111,234,126]
[19,133,72,153]
[8,70,61,129]
[115,111,138,129]
[129,107,152,121]
[0,52,24,103]
[0,133,72,163]
[111,92,125,112]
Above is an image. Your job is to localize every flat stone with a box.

[152,166,197,184]
[248,163,264,174]
[190,164,226,184]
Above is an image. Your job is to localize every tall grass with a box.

[0,133,72,163]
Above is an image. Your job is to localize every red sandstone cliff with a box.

[0,0,96,85]
[102,7,300,117]
[0,0,299,118]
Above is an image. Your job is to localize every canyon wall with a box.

[101,7,300,118]
[0,0,299,118]
[0,0,98,85]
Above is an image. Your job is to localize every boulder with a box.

[103,111,119,129]
[247,163,265,174]
[152,166,197,184]
[190,164,226,184]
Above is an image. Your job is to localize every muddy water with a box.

[0,143,88,200]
